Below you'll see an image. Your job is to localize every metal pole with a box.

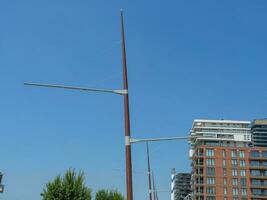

[121,10,133,200]
[146,142,153,200]
[152,171,156,200]
[155,186,159,200]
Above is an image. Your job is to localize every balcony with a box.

[251,184,267,189]
[194,154,204,158]
[194,173,204,177]
[194,182,204,186]
[250,175,267,180]
[251,194,267,199]
[250,157,267,161]
[195,192,204,196]
[251,188,267,199]
[250,165,267,170]
[194,163,204,167]
[250,151,267,160]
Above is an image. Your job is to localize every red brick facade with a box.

[192,146,267,200]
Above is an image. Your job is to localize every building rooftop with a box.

[189,119,252,149]
[194,119,251,124]
[252,119,267,126]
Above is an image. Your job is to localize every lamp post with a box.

[24,9,191,200]
[141,137,191,200]
[25,10,134,200]
[120,10,133,200]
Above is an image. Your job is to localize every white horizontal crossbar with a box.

[24,82,127,95]
[130,136,189,143]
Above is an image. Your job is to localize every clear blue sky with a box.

[0,0,267,199]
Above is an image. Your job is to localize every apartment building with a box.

[189,119,267,200]
[171,168,192,200]
[174,173,192,200]
[251,119,267,147]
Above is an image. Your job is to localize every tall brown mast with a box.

[120,10,133,200]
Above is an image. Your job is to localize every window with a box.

[240,150,245,158]
[232,159,238,167]
[223,168,227,176]
[196,148,204,156]
[232,169,238,176]
[233,188,239,196]
[250,151,260,158]
[206,168,215,176]
[241,188,247,196]
[231,150,237,158]
[250,161,260,167]
[237,142,245,147]
[222,150,226,157]
[206,158,215,166]
[206,187,216,194]
[240,178,246,186]
[240,169,246,177]
[223,187,227,195]
[251,170,260,176]
[263,151,267,158]
[223,159,226,167]
[196,186,203,194]
[195,158,203,166]
[196,167,203,175]
[244,134,250,141]
[196,177,203,184]
[240,160,246,167]
[207,177,215,185]
[232,178,238,186]
[206,149,215,157]
[251,179,261,186]
[252,189,261,195]
[223,178,227,185]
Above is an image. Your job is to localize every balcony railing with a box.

[251,184,267,189]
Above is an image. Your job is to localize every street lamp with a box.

[24,10,191,200]
[144,137,189,200]
[25,10,133,200]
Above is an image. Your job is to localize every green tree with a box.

[41,169,92,200]
[95,189,124,200]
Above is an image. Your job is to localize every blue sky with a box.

[0,0,267,199]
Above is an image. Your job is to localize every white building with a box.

[189,119,251,158]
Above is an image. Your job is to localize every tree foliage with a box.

[41,169,92,200]
[95,189,124,200]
